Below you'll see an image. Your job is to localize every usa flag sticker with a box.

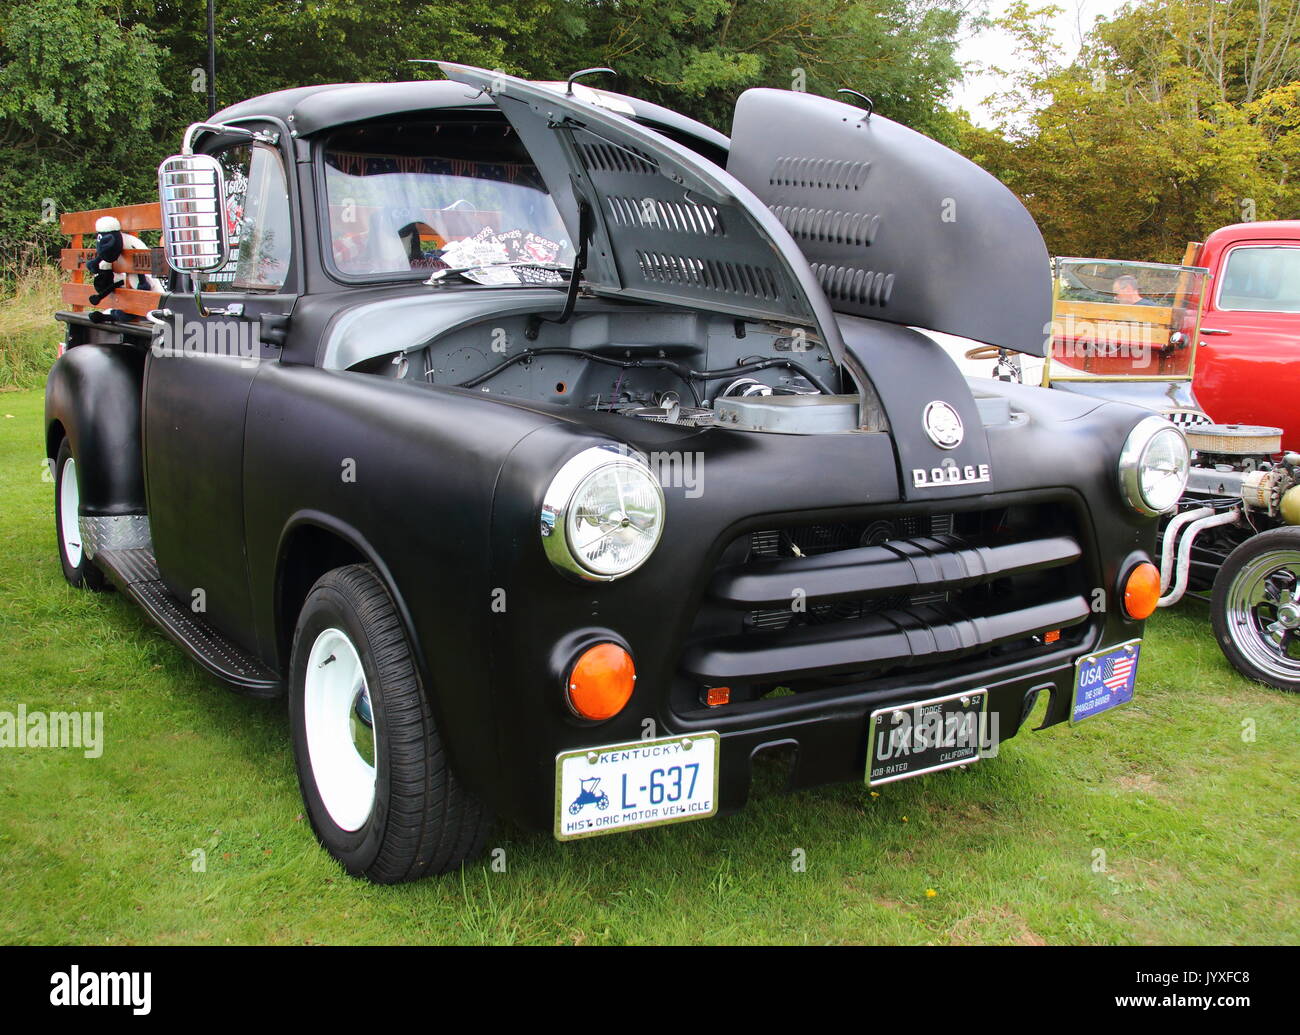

[1071,639,1141,723]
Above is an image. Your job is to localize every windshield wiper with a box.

[424,261,573,285]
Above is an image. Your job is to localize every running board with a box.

[95,546,282,698]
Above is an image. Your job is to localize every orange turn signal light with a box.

[1123,562,1162,620]
[705,686,731,707]
[1043,629,1061,644]
[566,643,636,720]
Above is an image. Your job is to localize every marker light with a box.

[704,686,731,707]
[566,643,636,720]
[1123,562,1162,620]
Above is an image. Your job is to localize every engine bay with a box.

[347,300,865,433]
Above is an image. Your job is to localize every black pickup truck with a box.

[44,64,1188,882]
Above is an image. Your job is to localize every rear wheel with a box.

[1211,527,1300,692]
[288,563,492,882]
[53,438,105,591]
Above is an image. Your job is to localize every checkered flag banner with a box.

[992,350,1022,383]
[1164,408,1212,427]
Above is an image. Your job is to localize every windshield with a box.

[322,119,574,281]
[1048,258,1208,380]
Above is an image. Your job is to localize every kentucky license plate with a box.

[866,689,988,786]
[554,733,719,841]
[1071,638,1140,723]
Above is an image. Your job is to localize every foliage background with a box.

[0,0,968,268]
[962,0,1300,261]
[2,0,1299,273]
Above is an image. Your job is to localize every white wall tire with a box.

[52,439,105,591]
[288,563,493,882]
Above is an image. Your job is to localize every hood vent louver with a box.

[773,206,881,247]
[607,196,722,236]
[636,252,781,301]
[769,156,872,191]
[813,264,895,308]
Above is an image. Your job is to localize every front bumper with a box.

[683,637,1085,815]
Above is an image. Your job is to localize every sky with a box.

[950,0,1133,126]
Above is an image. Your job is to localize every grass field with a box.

[0,267,63,391]
[0,386,1296,945]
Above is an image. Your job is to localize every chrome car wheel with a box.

[1222,550,1300,683]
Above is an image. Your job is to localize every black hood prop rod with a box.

[526,199,593,341]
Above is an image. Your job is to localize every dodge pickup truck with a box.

[44,65,1188,882]
[1184,220,1300,451]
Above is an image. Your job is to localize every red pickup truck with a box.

[1188,220,1300,449]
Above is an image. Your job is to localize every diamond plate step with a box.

[96,547,281,697]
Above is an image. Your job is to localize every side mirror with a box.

[157,153,229,274]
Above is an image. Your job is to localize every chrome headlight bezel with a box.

[1118,416,1190,517]
[540,445,666,581]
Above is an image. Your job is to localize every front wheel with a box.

[289,564,493,882]
[1211,527,1300,692]
[53,438,105,591]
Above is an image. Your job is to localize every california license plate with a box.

[554,733,719,841]
[866,689,988,786]
[1071,638,1140,723]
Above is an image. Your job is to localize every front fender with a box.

[242,365,576,809]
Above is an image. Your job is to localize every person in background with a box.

[1112,274,1157,305]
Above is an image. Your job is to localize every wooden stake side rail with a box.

[60,282,164,318]
[60,203,165,316]
[1053,300,1177,327]
[59,202,162,236]
[60,248,160,274]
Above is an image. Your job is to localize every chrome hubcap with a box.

[350,684,375,767]
[1225,551,1300,681]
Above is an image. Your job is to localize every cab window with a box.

[1218,245,1300,312]
[204,144,293,291]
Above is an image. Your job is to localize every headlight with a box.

[541,445,665,580]
[1118,416,1189,516]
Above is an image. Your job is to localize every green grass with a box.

[0,266,63,391]
[0,385,1296,944]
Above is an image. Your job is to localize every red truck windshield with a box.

[322,120,574,280]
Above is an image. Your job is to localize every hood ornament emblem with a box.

[923,400,964,449]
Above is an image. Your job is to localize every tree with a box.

[1,0,974,259]
[534,0,970,140]
[959,0,1300,262]
[0,0,169,262]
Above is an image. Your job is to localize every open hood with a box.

[437,63,845,362]
[727,89,1054,357]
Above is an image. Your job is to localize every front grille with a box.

[746,514,952,631]
[677,501,1092,710]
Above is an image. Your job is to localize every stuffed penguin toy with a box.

[84,215,163,305]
